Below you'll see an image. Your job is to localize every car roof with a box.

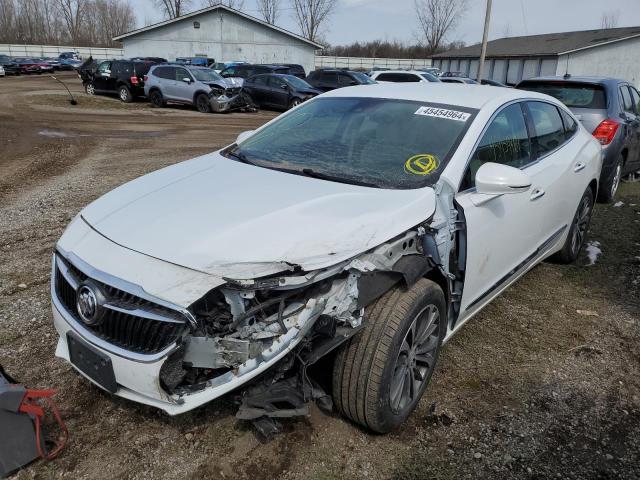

[321,82,549,109]
[373,70,428,75]
[520,75,628,87]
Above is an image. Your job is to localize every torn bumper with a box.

[52,286,325,415]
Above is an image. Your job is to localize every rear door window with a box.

[461,103,531,190]
[526,101,566,156]
[631,87,640,113]
[154,66,175,79]
[620,86,635,114]
[559,109,578,140]
[518,81,606,109]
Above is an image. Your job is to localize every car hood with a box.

[80,152,436,279]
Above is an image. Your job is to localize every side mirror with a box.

[475,162,531,195]
[236,130,254,144]
[183,77,192,83]
[281,84,289,90]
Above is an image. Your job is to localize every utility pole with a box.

[477,0,492,81]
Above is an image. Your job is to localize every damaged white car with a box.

[51,84,602,433]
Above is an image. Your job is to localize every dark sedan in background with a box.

[242,73,320,110]
[518,76,640,202]
[305,68,376,91]
[0,55,20,75]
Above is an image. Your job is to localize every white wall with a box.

[122,10,316,74]
[315,56,432,70]
[0,44,123,60]
[557,36,640,87]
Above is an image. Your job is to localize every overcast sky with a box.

[135,0,640,47]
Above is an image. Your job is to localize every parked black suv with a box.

[306,69,376,92]
[280,64,306,78]
[518,76,640,202]
[243,73,320,110]
[80,59,157,102]
[0,55,20,75]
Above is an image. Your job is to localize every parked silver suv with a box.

[144,64,241,113]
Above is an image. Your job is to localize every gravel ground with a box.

[0,72,639,480]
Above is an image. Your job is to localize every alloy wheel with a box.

[611,163,622,199]
[390,304,440,414]
[86,83,95,95]
[570,195,592,256]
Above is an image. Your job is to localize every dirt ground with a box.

[1,72,639,480]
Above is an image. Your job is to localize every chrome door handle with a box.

[530,188,545,201]
[574,162,586,172]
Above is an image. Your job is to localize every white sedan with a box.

[370,69,440,83]
[51,83,601,433]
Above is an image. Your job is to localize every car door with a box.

[267,76,290,109]
[173,67,195,103]
[246,75,269,106]
[624,85,640,171]
[93,61,112,91]
[455,101,570,317]
[317,71,337,91]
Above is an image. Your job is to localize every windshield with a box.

[518,81,606,109]
[284,76,313,89]
[225,97,475,189]
[421,73,439,82]
[191,68,224,82]
[352,72,376,84]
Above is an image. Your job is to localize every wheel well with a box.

[621,148,628,165]
[424,269,450,306]
[193,90,209,104]
[148,87,161,94]
[589,178,598,199]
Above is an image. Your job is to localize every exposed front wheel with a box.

[195,93,212,113]
[332,278,446,433]
[118,85,132,103]
[85,82,95,95]
[289,97,301,109]
[551,186,594,264]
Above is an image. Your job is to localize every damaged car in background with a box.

[51,84,602,433]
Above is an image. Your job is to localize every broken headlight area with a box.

[207,88,257,113]
[158,272,362,396]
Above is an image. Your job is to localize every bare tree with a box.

[201,0,244,10]
[414,0,468,54]
[257,0,279,24]
[291,0,335,43]
[601,10,619,29]
[154,0,192,19]
[55,0,85,44]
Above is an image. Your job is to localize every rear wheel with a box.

[551,186,594,264]
[597,155,623,203]
[118,85,132,103]
[195,93,211,113]
[332,278,446,433]
[149,90,165,108]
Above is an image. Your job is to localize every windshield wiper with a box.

[225,146,255,165]
[301,168,379,188]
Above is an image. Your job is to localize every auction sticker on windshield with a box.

[414,106,471,122]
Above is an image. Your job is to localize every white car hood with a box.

[81,152,436,278]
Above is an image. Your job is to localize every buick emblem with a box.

[77,282,105,326]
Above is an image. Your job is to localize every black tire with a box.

[332,278,446,433]
[550,186,594,264]
[85,82,96,96]
[597,154,623,203]
[118,85,132,103]
[288,97,301,109]
[149,89,165,108]
[195,93,212,113]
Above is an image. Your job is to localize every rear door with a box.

[622,85,640,171]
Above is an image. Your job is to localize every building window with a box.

[193,21,200,29]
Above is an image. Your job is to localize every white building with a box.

[113,5,322,74]
[432,26,640,87]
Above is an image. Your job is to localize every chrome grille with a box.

[54,254,187,355]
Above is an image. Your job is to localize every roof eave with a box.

[558,32,640,55]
